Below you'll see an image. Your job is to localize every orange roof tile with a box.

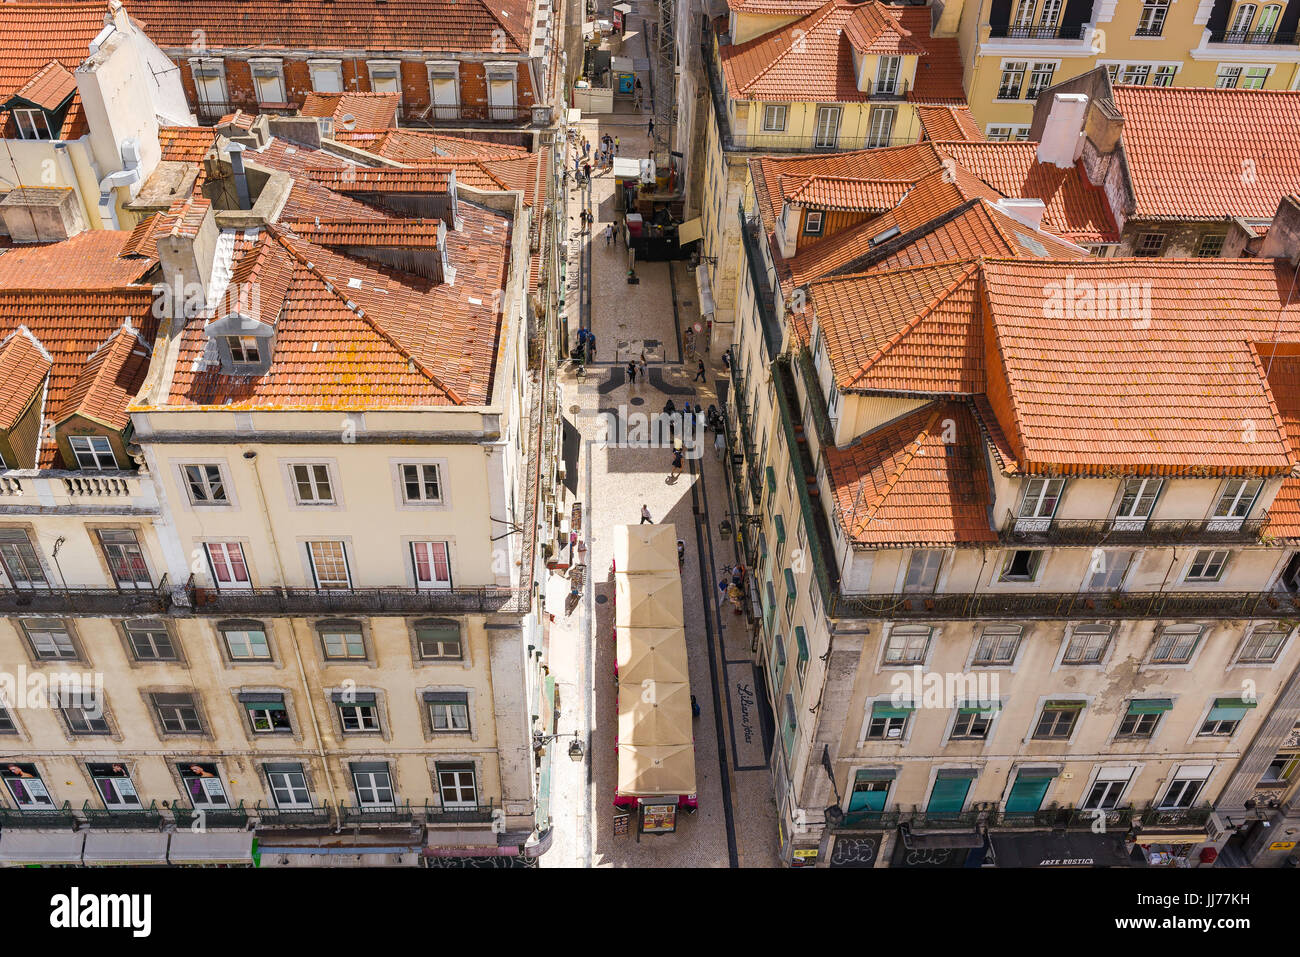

[335,128,529,162]
[54,324,152,430]
[780,174,911,212]
[301,91,400,132]
[894,6,965,105]
[288,219,443,248]
[825,401,995,546]
[842,3,925,57]
[0,329,52,430]
[1262,351,1300,538]
[0,231,155,286]
[159,126,218,163]
[723,0,821,13]
[9,59,76,110]
[917,105,983,143]
[1111,85,1300,221]
[309,167,453,194]
[0,4,106,103]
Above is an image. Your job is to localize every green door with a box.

[926,777,972,814]
[1005,774,1051,813]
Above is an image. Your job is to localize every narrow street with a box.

[540,1,779,868]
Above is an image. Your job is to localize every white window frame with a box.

[307,540,352,590]
[1060,623,1114,665]
[267,766,312,809]
[1148,623,1204,665]
[762,103,787,132]
[1184,548,1231,583]
[813,105,841,148]
[183,463,229,506]
[352,767,395,808]
[12,108,52,141]
[227,335,261,364]
[1234,623,1292,665]
[1083,548,1134,592]
[881,624,933,666]
[289,463,336,506]
[248,57,287,106]
[205,541,251,590]
[400,463,444,504]
[411,541,453,590]
[69,436,118,470]
[998,548,1045,583]
[367,60,402,98]
[309,59,344,94]
[485,61,518,120]
[902,549,945,594]
[971,624,1024,667]
[427,61,461,120]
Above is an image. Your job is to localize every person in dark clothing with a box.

[694,359,706,382]
[583,161,592,182]
[627,360,637,383]
[671,448,683,478]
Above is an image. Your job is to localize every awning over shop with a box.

[678,217,703,246]
[613,157,641,179]
[82,831,169,865]
[613,523,678,574]
[1136,833,1210,845]
[989,831,1144,868]
[695,262,715,317]
[612,2,632,12]
[0,830,85,864]
[167,830,254,865]
[618,680,693,745]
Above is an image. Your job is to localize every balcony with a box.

[0,576,171,616]
[423,801,497,825]
[81,800,164,830]
[184,577,529,616]
[862,78,909,101]
[988,23,1088,40]
[833,808,903,831]
[907,810,982,830]
[251,803,333,829]
[172,802,249,830]
[1138,804,1213,830]
[0,801,77,830]
[337,801,416,827]
[1001,514,1270,546]
[991,805,1134,830]
[0,469,151,512]
[1209,29,1298,45]
[827,589,1300,621]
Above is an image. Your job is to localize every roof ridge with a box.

[266,226,466,405]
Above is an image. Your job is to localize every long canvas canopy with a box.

[618,680,693,745]
[615,571,684,628]
[616,744,697,796]
[613,522,679,575]
[618,626,689,686]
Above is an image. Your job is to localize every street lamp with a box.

[533,729,585,761]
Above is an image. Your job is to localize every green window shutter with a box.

[1126,698,1174,716]
[854,769,897,782]
[766,466,777,494]
[1005,774,1051,814]
[926,777,972,814]
[872,702,915,719]
[1207,697,1255,722]
[1044,699,1083,710]
[794,626,809,670]
[774,514,786,544]
[784,567,797,596]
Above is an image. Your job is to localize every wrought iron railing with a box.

[184,577,529,615]
[423,801,497,824]
[907,809,982,830]
[1001,513,1270,546]
[0,801,77,829]
[988,23,1088,40]
[1,576,171,615]
[834,808,903,830]
[1138,804,1214,830]
[172,801,249,830]
[81,799,164,829]
[251,803,333,829]
[338,800,416,827]
[1209,29,1298,45]
[827,589,1300,621]
[737,200,783,359]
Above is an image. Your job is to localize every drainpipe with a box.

[97,138,141,230]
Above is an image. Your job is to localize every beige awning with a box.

[167,830,254,864]
[615,571,684,628]
[678,217,703,245]
[618,626,689,686]
[613,522,678,575]
[617,744,697,796]
[0,830,84,864]
[82,831,169,864]
[1138,833,1210,845]
[618,680,693,745]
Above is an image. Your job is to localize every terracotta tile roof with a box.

[243,137,393,221]
[335,128,529,162]
[216,109,256,131]
[217,235,297,327]
[159,126,218,163]
[0,4,107,103]
[54,323,152,430]
[843,2,925,56]
[301,91,399,132]
[824,400,995,546]
[917,105,983,143]
[937,141,1119,244]
[0,230,155,286]
[723,0,821,13]
[1111,85,1300,221]
[9,59,76,110]
[1262,351,1300,538]
[894,6,965,105]
[87,0,535,54]
[0,329,52,430]
[780,174,911,212]
[0,287,157,466]
[309,167,453,194]
[287,219,443,248]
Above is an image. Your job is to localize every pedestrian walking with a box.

[587,333,596,360]
[614,218,621,246]
[627,360,637,384]
[693,359,706,382]
[731,564,744,587]
[721,350,731,371]
[714,430,726,460]
[663,398,676,416]
[605,224,614,247]
[670,448,683,478]
[648,118,654,137]
[573,154,580,174]
[583,161,592,183]
[640,504,653,524]
[638,356,647,380]
[614,136,620,155]
[582,137,590,158]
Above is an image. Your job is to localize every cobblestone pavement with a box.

[541,4,779,869]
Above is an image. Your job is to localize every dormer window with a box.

[69,436,118,470]
[803,211,824,236]
[228,336,262,364]
[12,108,52,141]
[875,56,901,95]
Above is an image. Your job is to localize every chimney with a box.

[156,200,219,328]
[1037,93,1089,169]
[0,187,87,242]
[775,201,800,258]
[1260,195,1300,264]
[228,143,252,211]
[995,198,1047,231]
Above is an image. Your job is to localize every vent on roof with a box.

[869,225,900,246]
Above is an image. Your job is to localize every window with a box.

[399,463,444,503]
[411,541,452,589]
[428,62,460,120]
[1084,549,1133,591]
[1137,0,1169,35]
[782,694,798,755]
[813,106,841,148]
[1134,232,1166,256]
[250,58,286,104]
[334,693,380,732]
[1018,477,1064,519]
[951,706,995,740]
[1026,62,1057,99]
[998,61,1026,99]
[1082,767,1131,809]
[266,763,312,808]
[986,124,1030,142]
[884,625,931,665]
[1230,2,1258,35]
[205,542,250,589]
[309,59,344,93]
[426,691,471,732]
[973,625,1022,666]
[485,63,516,120]
[783,567,798,622]
[227,335,261,364]
[1120,64,1151,85]
[1150,624,1203,664]
[1185,549,1230,582]
[318,620,366,659]
[1255,3,1283,36]
[1062,624,1113,664]
[902,550,943,594]
[1152,65,1176,86]
[769,633,787,691]
[184,465,227,504]
[1237,624,1290,663]
[0,528,46,588]
[803,210,824,236]
[12,108,52,140]
[125,618,177,661]
[1,764,53,808]
[436,763,478,807]
[1261,750,1299,784]
[308,541,351,589]
[152,693,204,734]
[927,772,974,814]
[1038,0,1062,27]
[220,620,271,660]
[794,627,809,682]
[1217,66,1242,88]
[847,772,891,818]
[414,619,463,660]
[999,549,1043,582]
[351,763,395,807]
[1160,770,1208,809]
[1012,0,1034,28]
[191,59,227,109]
[867,701,912,739]
[98,529,151,588]
[88,763,140,807]
[292,464,334,504]
[1212,478,1262,522]
[1196,234,1226,258]
[762,103,787,132]
[1243,66,1271,89]
[179,763,229,807]
[367,61,401,95]
[1199,697,1254,736]
[866,105,896,148]
[0,706,15,734]
[241,693,291,733]
[1033,701,1083,739]
[874,55,902,95]
[69,436,117,470]
[1117,699,1171,738]
[23,620,77,660]
[1114,478,1160,528]
[59,691,109,734]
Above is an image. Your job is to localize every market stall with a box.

[613,523,679,574]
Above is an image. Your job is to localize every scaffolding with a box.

[651,0,676,167]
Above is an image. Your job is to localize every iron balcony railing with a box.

[423,800,497,824]
[338,800,416,827]
[988,23,1088,40]
[172,801,249,830]
[185,577,529,616]
[1001,514,1270,546]
[828,589,1300,621]
[833,808,903,831]
[1,575,171,615]
[990,805,1134,830]
[1209,29,1298,45]
[1138,804,1214,830]
[0,801,77,829]
[906,810,982,830]
[251,803,333,829]
[81,800,164,830]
